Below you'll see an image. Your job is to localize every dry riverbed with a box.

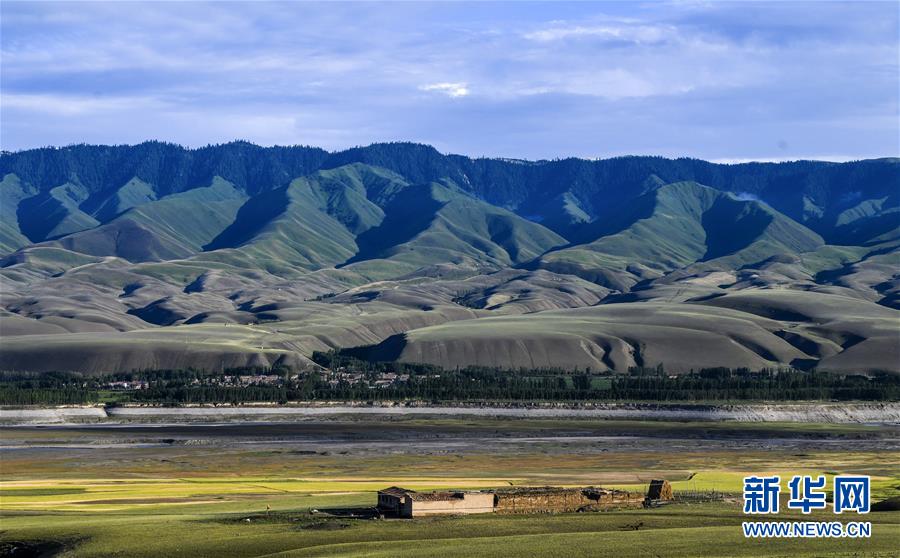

[2,401,899,425]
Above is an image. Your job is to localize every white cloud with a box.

[517,68,692,100]
[419,82,470,98]
[524,23,674,44]
[1,93,166,115]
[1,2,896,159]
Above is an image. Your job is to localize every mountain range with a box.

[1,142,898,374]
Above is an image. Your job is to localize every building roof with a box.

[408,491,466,502]
[378,486,415,497]
[495,486,599,495]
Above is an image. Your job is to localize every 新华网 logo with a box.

[741,475,871,538]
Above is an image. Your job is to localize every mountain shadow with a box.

[204,187,290,251]
[700,197,774,261]
[338,183,445,267]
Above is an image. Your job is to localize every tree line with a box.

[1,359,897,405]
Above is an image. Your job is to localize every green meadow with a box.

[2,417,898,557]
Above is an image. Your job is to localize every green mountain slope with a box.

[199,164,408,274]
[6,144,897,244]
[16,181,100,242]
[188,165,565,278]
[342,179,567,279]
[1,145,896,376]
[533,182,824,289]
[0,174,33,254]
[91,177,158,222]
[45,177,247,262]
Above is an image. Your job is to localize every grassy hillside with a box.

[16,182,100,242]
[0,174,33,254]
[533,182,824,289]
[357,290,898,373]
[42,177,247,262]
[343,180,567,279]
[4,144,897,243]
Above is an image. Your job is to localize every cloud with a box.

[2,93,166,115]
[523,23,674,44]
[0,2,897,160]
[419,83,470,98]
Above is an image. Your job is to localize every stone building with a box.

[493,487,645,514]
[377,484,659,518]
[376,486,412,516]
[377,487,495,518]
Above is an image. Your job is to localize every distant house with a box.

[377,486,412,515]
[376,487,494,518]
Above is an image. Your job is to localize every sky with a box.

[1,1,898,161]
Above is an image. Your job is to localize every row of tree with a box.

[1,360,897,405]
[0,387,98,405]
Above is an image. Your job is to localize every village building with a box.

[376,486,412,515]
[493,486,645,514]
[377,487,494,518]
[377,481,670,518]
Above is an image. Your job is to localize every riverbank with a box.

[2,401,898,425]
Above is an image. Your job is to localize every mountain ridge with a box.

[1,142,897,375]
[4,142,898,243]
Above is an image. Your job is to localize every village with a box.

[99,370,413,391]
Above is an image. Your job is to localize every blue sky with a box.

[1,1,898,161]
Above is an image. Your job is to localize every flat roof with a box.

[408,491,466,502]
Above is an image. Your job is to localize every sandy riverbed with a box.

[1,402,898,425]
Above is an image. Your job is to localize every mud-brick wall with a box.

[591,491,645,510]
[494,489,643,514]
[406,493,495,517]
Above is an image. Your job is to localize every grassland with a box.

[2,417,898,557]
[4,500,899,558]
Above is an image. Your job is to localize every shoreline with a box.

[1,401,898,425]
